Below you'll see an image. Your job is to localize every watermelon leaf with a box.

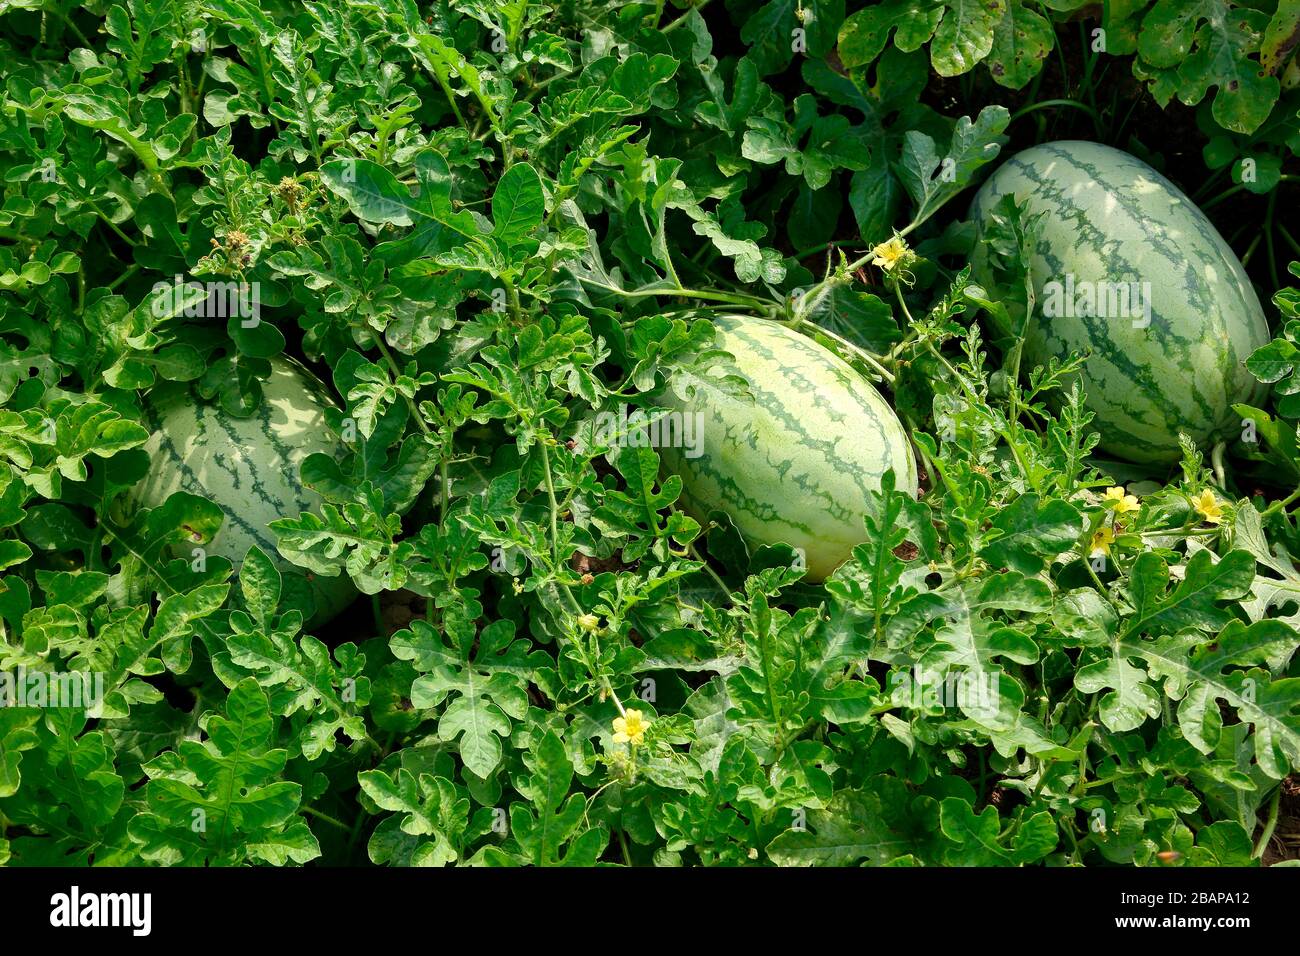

[0,710,40,799]
[1075,651,1164,732]
[987,2,1055,89]
[1124,620,1300,779]
[270,487,409,595]
[0,711,126,866]
[591,445,699,563]
[491,162,545,247]
[127,679,320,866]
[1136,0,1279,134]
[1188,820,1256,866]
[980,493,1083,574]
[767,786,923,865]
[939,798,1057,865]
[359,769,493,866]
[391,599,546,780]
[217,580,373,761]
[895,105,1009,231]
[303,401,439,516]
[475,730,606,866]
[1122,549,1256,639]
[6,0,1300,878]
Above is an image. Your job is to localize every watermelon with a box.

[969,140,1270,464]
[133,355,356,624]
[656,315,917,581]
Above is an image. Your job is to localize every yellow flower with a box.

[1102,486,1140,514]
[577,613,600,633]
[870,235,912,272]
[1192,490,1224,524]
[1090,526,1114,556]
[612,710,649,746]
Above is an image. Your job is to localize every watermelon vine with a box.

[0,0,1297,874]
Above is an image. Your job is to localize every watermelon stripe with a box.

[131,357,357,624]
[969,141,1270,463]
[658,316,916,580]
[206,408,288,511]
[154,416,281,557]
[735,325,887,511]
[1006,154,1216,400]
[253,392,314,511]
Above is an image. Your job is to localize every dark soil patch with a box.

[1262,775,1300,866]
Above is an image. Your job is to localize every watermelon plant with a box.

[0,0,1298,876]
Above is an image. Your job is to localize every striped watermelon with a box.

[969,140,1270,464]
[133,355,356,624]
[657,316,917,581]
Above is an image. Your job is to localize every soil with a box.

[1261,775,1300,866]
[378,589,428,636]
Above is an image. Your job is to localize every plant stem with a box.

[539,438,562,563]
[1265,189,1280,292]
[662,0,711,31]
[575,275,770,309]
[1201,183,1248,211]
[1082,549,1118,612]
[1210,441,1227,489]
[1260,485,1300,518]
[618,825,633,866]
[439,458,450,524]
[1240,232,1263,268]
[1191,163,1230,202]
[503,275,523,323]
[47,6,91,46]
[105,262,141,293]
[1253,785,1282,859]
[371,333,432,436]
[687,539,733,598]
[86,198,138,248]
[1277,223,1300,259]
[794,320,895,385]
[303,806,353,832]
[1009,98,1101,131]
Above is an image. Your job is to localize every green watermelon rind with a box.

[657,315,917,581]
[133,355,357,625]
[969,140,1271,464]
